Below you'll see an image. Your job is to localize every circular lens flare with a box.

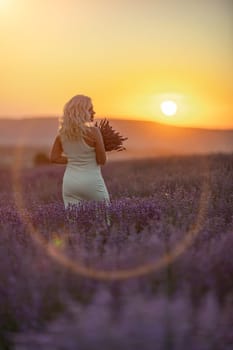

[11,145,210,281]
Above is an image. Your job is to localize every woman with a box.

[50,94,110,209]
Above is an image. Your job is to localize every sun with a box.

[160,100,177,116]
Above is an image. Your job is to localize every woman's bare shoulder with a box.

[88,125,99,132]
[90,126,102,138]
[54,134,62,144]
[85,126,101,138]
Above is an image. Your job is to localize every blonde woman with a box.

[50,94,110,208]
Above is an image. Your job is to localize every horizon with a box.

[0,114,232,132]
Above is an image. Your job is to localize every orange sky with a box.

[0,0,232,129]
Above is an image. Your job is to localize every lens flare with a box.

[11,145,210,281]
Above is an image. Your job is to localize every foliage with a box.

[95,118,128,152]
[33,152,50,166]
[0,154,232,349]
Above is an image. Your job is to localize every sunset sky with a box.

[0,0,232,129]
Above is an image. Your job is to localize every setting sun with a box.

[160,100,177,117]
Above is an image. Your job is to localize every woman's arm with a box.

[50,135,67,164]
[92,127,106,165]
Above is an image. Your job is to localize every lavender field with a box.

[1,154,233,350]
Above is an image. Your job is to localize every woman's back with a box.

[62,136,98,171]
[61,136,109,208]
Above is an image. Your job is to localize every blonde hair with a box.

[59,94,93,141]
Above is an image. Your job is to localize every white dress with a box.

[61,137,110,208]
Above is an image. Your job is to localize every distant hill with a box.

[0,117,233,161]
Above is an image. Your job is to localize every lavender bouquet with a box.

[95,118,128,152]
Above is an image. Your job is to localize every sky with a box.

[0,0,232,129]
